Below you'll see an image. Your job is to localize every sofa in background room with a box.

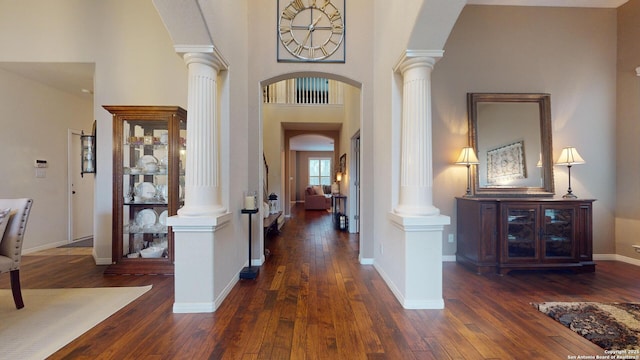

[304,185,332,210]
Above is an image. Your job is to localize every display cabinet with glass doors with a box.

[104,106,186,275]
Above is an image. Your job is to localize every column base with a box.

[168,212,231,313]
[387,212,450,309]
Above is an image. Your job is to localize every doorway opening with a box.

[68,129,94,244]
[350,132,360,233]
[260,73,362,261]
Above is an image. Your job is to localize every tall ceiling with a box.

[469,0,627,6]
[0,62,94,100]
[0,0,627,101]
[290,134,335,151]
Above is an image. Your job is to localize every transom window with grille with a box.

[296,77,328,104]
[263,77,343,104]
[309,158,332,186]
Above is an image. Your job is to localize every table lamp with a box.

[555,146,585,199]
[455,147,479,197]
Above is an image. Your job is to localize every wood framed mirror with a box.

[468,93,554,197]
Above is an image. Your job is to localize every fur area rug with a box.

[533,302,640,350]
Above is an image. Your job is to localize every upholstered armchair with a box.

[0,198,33,309]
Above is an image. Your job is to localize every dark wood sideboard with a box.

[456,197,595,275]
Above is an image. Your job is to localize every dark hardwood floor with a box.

[2,204,639,359]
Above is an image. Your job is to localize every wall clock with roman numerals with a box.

[277,0,345,63]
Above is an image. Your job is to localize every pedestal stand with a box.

[240,208,259,279]
[332,195,347,230]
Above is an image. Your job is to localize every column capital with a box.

[394,49,444,74]
[176,45,229,71]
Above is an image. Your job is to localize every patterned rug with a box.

[533,302,640,350]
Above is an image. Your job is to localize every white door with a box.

[70,131,94,241]
[351,134,360,233]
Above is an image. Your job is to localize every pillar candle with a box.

[245,196,255,210]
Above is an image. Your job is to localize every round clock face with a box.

[278,0,344,61]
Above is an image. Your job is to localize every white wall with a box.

[433,5,617,255]
[263,103,343,208]
[371,0,430,286]
[0,0,627,295]
[0,68,92,251]
[0,0,190,262]
[615,0,640,259]
[341,83,361,233]
[262,82,360,224]
[295,151,335,195]
[248,0,376,259]
[369,3,619,291]
[94,1,192,263]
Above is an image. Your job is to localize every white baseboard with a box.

[251,258,264,266]
[444,253,639,265]
[594,253,640,266]
[216,272,240,310]
[373,261,404,304]
[359,257,374,265]
[173,302,216,313]
[23,240,68,254]
[94,255,112,266]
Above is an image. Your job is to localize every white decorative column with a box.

[387,50,450,309]
[394,51,442,216]
[167,48,232,314]
[178,51,226,217]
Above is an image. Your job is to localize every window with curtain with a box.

[309,158,331,186]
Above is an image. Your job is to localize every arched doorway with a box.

[260,73,362,261]
[287,133,336,209]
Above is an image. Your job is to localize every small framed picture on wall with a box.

[339,153,346,173]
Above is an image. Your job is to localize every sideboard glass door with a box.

[505,207,538,260]
[543,207,575,259]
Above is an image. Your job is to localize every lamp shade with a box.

[555,147,585,165]
[336,172,342,182]
[455,147,479,165]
